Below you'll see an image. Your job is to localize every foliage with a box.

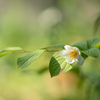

[0,38,100,77]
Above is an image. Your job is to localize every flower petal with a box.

[65,57,75,64]
[60,50,69,58]
[64,45,72,51]
[72,47,80,55]
[75,55,84,66]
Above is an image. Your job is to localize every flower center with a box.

[69,50,78,58]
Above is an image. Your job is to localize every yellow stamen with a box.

[69,50,77,58]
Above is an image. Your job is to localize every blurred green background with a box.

[0,0,100,100]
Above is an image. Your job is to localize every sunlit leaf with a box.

[82,48,99,58]
[62,63,73,73]
[49,51,73,77]
[0,47,23,57]
[0,47,22,53]
[0,52,12,57]
[17,50,44,69]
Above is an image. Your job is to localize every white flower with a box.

[60,45,84,66]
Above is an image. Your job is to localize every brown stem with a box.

[12,50,30,54]
[44,49,58,52]
[12,49,58,54]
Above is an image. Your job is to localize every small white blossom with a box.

[60,45,84,66]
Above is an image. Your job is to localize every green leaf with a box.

[49,57,61,77]
[42,44,64,51]
[17,50,44,69]
[87,38,100,48]
[0,47,23,53]
[86,38,97,48]
[71,38,100,50]
[81,53,88,60]
[71,41,88,50]
[92,38,100,48]
[62,63,73,73]
[82,48,99,58]
[0,52,12,57]
[0,47,23,57]
[93,42,100,48]
[49,51,73,77]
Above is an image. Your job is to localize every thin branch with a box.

[12,50,30,54]
[12,49,59,54]
[44,49,59,52]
